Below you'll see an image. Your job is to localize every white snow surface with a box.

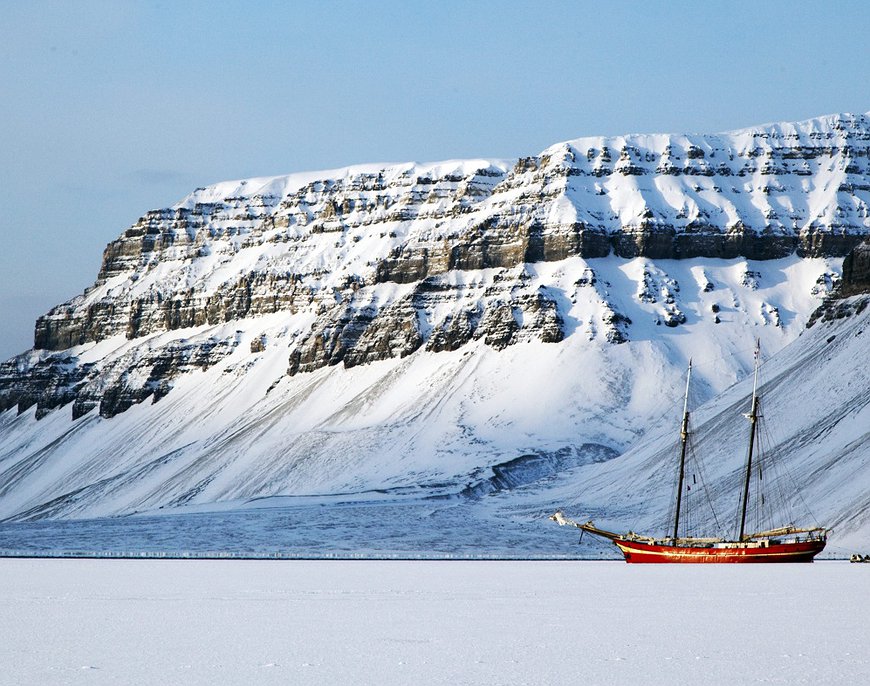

[1,559,866,686]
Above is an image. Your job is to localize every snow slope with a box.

[0,255,841,522]
[543,294,870,554]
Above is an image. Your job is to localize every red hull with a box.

[615,538,826,563]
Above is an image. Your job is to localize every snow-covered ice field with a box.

[0,559,866,685]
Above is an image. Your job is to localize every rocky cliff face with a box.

[807,239,870,326]
[840,239,870,295]
[2,112,870,422]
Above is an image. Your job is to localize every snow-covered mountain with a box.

[0,113,869,541]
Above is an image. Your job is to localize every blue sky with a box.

[2,0,869,359]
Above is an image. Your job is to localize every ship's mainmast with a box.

[672,359,692,542]
[738,340,762,541]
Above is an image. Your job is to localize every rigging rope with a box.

[687,435,722,535]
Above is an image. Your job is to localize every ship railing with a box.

[744,526,829,542]
[664,536,723,545]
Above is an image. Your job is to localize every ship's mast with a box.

[738,340,761,541]
[672,360,692,542]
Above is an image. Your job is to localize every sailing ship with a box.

[552,342,828,563]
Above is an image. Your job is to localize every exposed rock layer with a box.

[807,239,870,326]
[840,240,870,296]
